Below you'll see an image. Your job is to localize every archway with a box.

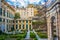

[51,16,56,40]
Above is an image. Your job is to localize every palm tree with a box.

[14,12,20,30]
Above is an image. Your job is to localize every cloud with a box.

[6,0,50,7]
[29,0,40,4]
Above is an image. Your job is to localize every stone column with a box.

[24,24,25,30]
[28,24,29,30]
[47,17,53,40]
[21,21,23,30]
[18,24,19,30]
[5,19,7,32]
[31,21,32,30]
[57,11,60,40]
[5,7,7,32]
[18,21,19,30]
[57,4,60,40]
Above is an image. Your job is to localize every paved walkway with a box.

[33,30,48,40]
[33,30,41,40]
[25,30,30,39]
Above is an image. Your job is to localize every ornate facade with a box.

[46,0,60,40]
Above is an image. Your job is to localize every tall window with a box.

[19,20,21,22]
[23,20,24,23]
[23,25,24,29]
[9,13,10,18]
[13,20,14,23]
[3,10,5,16]
[7,11,8,17]
[19,25,21,29]
[0,18,2,22]
[26,20,28,23]
[16,25,18,29]
[16,20,18,23]
[29,21,31,23]
[7,19,8,23]
[3,19,5,22]
[29,25,31,29]
[0,8,2,15]
[26,24,28,29]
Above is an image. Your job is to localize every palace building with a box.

[0,0,39,33]
[15,5,38,30]
[0,0,16,32]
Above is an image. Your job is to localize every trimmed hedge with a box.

[30,32,37,40]
[0,31,27,40]
[37,32,48,38]
[34,38,37,40]
[30,32,36,38]
[10,32,26,38]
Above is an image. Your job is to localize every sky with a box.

[5,0,56,8]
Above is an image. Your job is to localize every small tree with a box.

[36,14,42,16]
[14,12,20,30]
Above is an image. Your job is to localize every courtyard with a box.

[0,29,58,40]
[0,0,60,40]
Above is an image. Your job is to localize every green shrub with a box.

[0,30,27,40]
[0,38,5,40]
[10,35,18,38]
[0,30,2,35]
[9,32,26,38]
[17,38,21,40]
[34,38,37,40]
[37,32,48,38]
[30,32,36,38]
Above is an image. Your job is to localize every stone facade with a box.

[46,0,60,40]
[0,0,15,32]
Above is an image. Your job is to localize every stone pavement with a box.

[25,30,30,39]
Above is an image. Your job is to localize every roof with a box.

[2,0,16,12]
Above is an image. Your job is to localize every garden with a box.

[37,32,48,38]
[30,31,37,40]
[0,30,27,40]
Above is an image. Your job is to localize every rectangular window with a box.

[0,8,2,15]
[26,20,28,23]
[7,19,8,23]
[23,20,24,23]
[9,20,11,23]
[3,19,5,22]
[29,21,31,23]
[19,25,21,29]
[23,25,24,29]
[7,11,8,17]
[3,10,5,16]
[0,18,2,22]
[7,25,8,30]
[16,25,18,29]
[19,20,21,22]
[16,20,18,23]
[9,13,10,18]
[13,20,14,23]
[26,24,28,29]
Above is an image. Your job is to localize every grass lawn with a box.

[30,32,37,40]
